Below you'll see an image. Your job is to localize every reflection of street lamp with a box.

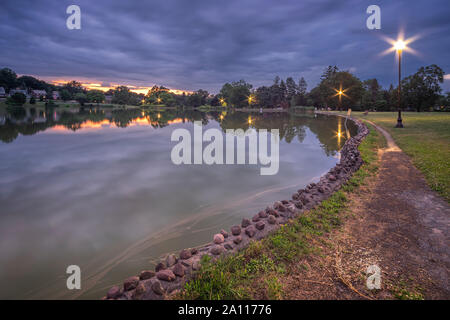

[394,40,405,128]
[248,116,252,125]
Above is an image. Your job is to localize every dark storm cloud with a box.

[1,0,449,92]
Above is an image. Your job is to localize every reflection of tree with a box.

[0,107,356,157]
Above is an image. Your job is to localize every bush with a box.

[7,92,27,106]
[30,96,36,104]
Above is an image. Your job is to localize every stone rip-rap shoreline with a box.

[103,115,369,300]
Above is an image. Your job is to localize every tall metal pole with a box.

[395,50,404,128]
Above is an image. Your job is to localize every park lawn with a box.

[338,112,450,203]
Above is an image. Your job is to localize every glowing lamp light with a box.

[394,40,406,51]
[157,113,161,119]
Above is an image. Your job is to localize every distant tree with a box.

[7,92,27,106]
[255,86,272,108]
[219,80,252,108]
[62,81,85,96]
[74,92,88,106]
[29,96,36,104]
[112,86,140,105]
[87,89,105,104]
[60,89,72,101]
[402,64,444,112]
[0,68,18,92]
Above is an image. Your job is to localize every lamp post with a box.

[338,90,343,111]
[394,40,405,128]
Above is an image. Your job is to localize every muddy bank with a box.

[103,115,369,300]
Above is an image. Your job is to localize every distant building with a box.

[0,87,6,98]
[31,90,47,98]
[52,91,60,100]
[9,89,29,98]
[105,95,113,103]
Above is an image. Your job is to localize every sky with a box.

[1,0,450,93]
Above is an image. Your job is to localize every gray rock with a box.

[258,210,268,218]
[233,236,242,244]
[220,229,229,238]
[231,225,241,236]
[132,283,146,300]
[245,225,257,237]
[151,280,164,295]
[172,263,185,277]
[156,269,176,282]
[329,174,336,181]
[192,260,201,270]
[180,249,192,260]
[165,254,177,267]
[255,221,265,230]
[139,270,155,280]
[213,233,225,244]
[268,215,277,224]
[210,245,224,255]
[241,218,251,228]
[155,262,165,272]
[107,285,122,299]
[224,243,233,250]
[123,276,139,291]
[252,214,260,222]
[191,248,198,255]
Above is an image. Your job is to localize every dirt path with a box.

[282,121,450,299]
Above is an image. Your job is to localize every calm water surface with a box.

[0,106,356,299]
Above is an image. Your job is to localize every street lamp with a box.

[333,85,348,111]
[394,40,405,128]
[382,33,418,127]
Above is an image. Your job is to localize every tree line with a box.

[1,64,448,111]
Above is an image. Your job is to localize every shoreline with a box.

[103,113,369,300]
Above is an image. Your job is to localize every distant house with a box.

[9,89,29,98]
[52,91,60,100]
[0,87,6,98]
[31,90,47,98]
[105,95,113,103]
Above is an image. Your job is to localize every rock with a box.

[192,260,201,270]
[165,254,177,267]
[231,225,241,236]
[133,283,146,300]
[210,245,224,255]
[151,280,164,295]
[318,186,325,193]
[139,270,155,280]
[268,215,277,224]
[233,236,242,244]
[156,269,176,282]
[224,243,233,250]
[155,262,165,272]
[172,263,185,277]
[255,221,265,230]
[180,249,192,260]
[191,248,198,255]
[220,229,229,238]
[274,201,282,209]
[245,225,257,237]
[281,200,289,204]
[252,214,260,222]
[329,174,336,181]
[213,233,225,244]
[292,193,299,200]
[258,210,268,218]
[123,276,139,291]
[241,218,251,228]
[106,286,122,299]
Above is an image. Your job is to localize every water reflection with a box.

[0,107,356,299]
[0,106,355,153]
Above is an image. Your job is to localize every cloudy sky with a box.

[1,0,449,93]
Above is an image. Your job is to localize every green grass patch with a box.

[336,112,450,202]
[179,123,385,300]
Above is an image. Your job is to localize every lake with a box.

[0,106,356,299]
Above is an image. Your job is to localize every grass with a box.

[178,123,385,300]
[334,112,450,202]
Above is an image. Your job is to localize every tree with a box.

[29,96,36,104]
[219,80,252,108]
[112,86,140,105]
[7,92,26,106]
[62,81,85,96]
[60,89,72,101]
[402,64,444,112]
[74,92,88,106]
[0,68,18,92]
[87,90,105,104]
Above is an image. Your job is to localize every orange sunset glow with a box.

[48,79,192,95]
